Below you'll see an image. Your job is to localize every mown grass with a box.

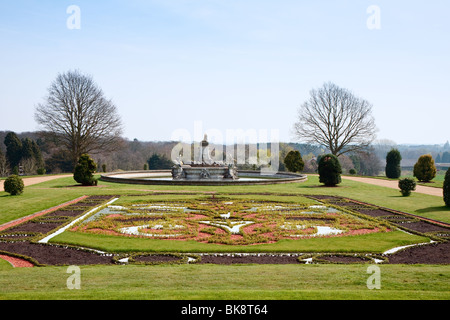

[0,264,448,300]
[1,174,449,224]
[52,230,428,254]
[362,171,446,189]
[0,174,449,301]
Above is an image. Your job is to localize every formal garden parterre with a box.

[1,191,449,267]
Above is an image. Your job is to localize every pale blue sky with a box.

[0,0,449,144]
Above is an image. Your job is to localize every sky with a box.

[0,0,449,145]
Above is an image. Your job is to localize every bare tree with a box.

[293,82,377,156]
[0,149,9,177]
[35,70,123,166]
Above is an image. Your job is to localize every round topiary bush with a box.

[318,154,342,186]
[443,168,450,207]
[4,175,24,195]
[398,178,416,197]
[284,150,304,173]
[385,149,402,179]
[73,154,98,186]
[413,154,436,182]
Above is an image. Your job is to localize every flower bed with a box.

[71,199,389,246]
[0,194,449,266]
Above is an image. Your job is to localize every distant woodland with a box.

[0,130,449,177]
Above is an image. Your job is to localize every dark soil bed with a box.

[327,201,363,208]
[0,241,114,265]
[47,210,86,217]
[133,254,182,263]
[0,240,449,265]
[71,202,101,207]
[353,208,399,217]
[316,255,371,263]
[198,254,301,264]
[387,241,450,264]
[394,221,450,233]
[5,222,62,234]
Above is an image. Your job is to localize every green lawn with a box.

[0,264,448,300]
[0,174,449,300]
[362,171,446,189]
[1,174,449,224]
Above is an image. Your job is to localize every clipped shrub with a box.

[349,168,356,175]
[37,168,46,175]
[398,178,416,197]
[444,168,450,207]
[102,164,107,173]
[318,154,342,186]
[385,149,402,179]
[73,154,98,186]
[4,175,24,195]
[413,154,436,182]
[284,150,304,173]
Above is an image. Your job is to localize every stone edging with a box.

[100,170,308,186]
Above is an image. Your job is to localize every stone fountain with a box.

[171,134,238,181]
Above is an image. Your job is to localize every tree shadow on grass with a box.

[302,185,349,189]
[415,206,450,214]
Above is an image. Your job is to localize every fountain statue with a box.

[171,134,238,181]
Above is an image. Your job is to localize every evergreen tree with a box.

[73,154,98,186]
[318,154,342,186]
[442,151,450,163]
[147,153,173,169]
[284,150,304,173]
[385,149,402,179]
[4,132,22,169]
[19,137,45,175]
[21,138,34,159]
[444,168,450,207]
[436,153,441,163]
[31,140,45,169]
[413,154,437,182]
[349,154,361,174]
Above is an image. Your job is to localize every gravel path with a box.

[0,174,72,192]
[341,175,442,197]
[2,173,442,197]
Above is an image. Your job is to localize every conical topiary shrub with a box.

[385,149,402,179]
[413,154,436,182]
[73,154,98,186]
[284,150,304,173]
[4,175,24,195]
[398,178,416,197]
[444,168,450,207]
[318,154,342,186]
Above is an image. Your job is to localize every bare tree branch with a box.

[35,70,123,166]
[293,82,377,156]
